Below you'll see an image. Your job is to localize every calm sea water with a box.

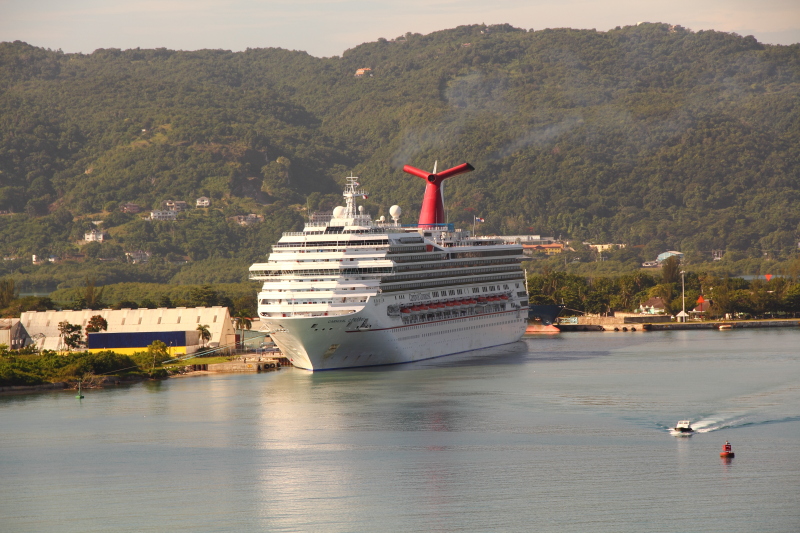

[2,329,799,532]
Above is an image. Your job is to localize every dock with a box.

[555,317,800,332]
[204,354,291,373]
[643,319,800,331]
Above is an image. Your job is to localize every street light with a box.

[681,270,686,323]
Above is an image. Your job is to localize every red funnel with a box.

[403,163,475,225]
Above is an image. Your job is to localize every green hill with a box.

[1,22,799,288]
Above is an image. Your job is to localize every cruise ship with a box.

[249,162,529,370]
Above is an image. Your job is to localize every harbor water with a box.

[2,329,799,532]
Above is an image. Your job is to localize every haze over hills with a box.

[1,22,800,284]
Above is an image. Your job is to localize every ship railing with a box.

[402,223,455,232]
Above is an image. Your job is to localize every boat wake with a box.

[666,414,800,434]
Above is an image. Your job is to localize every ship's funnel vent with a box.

[402,162,474,225]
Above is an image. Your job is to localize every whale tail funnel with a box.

[403,162,474,225]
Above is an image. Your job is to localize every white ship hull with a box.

[266,305,528,370]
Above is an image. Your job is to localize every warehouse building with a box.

[0,318,30,350]
[20,306,235,354]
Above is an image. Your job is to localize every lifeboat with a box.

[401,308,411,314]
[419,305,429,311]
[500,294,509,300]
[720,441,735,458]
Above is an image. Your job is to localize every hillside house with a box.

[232,214,264,226]
[150,210,177,221]
[522,243,565,256]
[120,203,141,214]
[164,200,189,212]
[125,250,151,264]
[84,229,108,242]
[196,196,210,208]
[354,68,372,77]
[586,243,626,252]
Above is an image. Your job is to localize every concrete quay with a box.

[556,316,800,332]
[204,353,290,373]
[643,319,800,331]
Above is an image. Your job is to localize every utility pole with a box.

[681,270,686,323]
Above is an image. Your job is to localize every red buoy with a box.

[720,441,735,458]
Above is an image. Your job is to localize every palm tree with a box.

[232,310,252,351]
[196,324,211,348]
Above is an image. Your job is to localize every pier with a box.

[642,319,800,331]
[555,317,800,331]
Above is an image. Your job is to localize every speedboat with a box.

[673,420,694,434]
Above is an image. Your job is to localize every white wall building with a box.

[150,210,177,221]
[84,229,108,242]
[21,306,236,352]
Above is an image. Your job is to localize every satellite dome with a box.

[389,205,402,218]
[332,206,345,218]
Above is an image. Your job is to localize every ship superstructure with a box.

[249,165,529,370]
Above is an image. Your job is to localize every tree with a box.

[71,276,106,310]
[158,294,173,308]
[661,256,681,285]
[0,278,18,309]
[189,285,219,307]
[85,315,108,342]
[196,324,211,347]
[232,310,252,350]
[57,321,83,351]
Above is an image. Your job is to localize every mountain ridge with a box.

[1,22,799,267]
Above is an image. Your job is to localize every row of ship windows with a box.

[396,318,522,340]
[395,283,514,299]
[275,239,391,247]
[393,258,518,273]
[250,267,393,277]
[251,264,519,278]
[382,273,523,292]
[385,265,521,282]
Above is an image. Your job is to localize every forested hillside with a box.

[1,22,799,290]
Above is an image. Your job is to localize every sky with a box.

[1,0,798,57]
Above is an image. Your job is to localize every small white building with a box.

[84,229,108,242]
[150,210,177,221]
[232,214,264,226]
[196,196,211,208]
[125,250,151,264]
[586,243,626,252]
[164,200,189,212]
